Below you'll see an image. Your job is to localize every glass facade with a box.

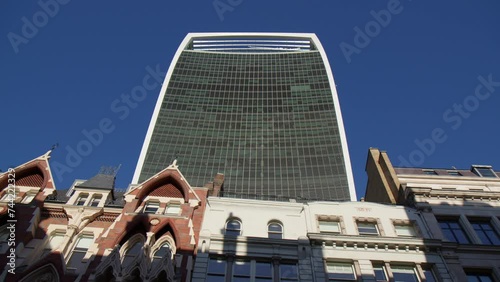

[137,34,352,201]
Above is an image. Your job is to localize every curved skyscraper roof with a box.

[133,33,356,201]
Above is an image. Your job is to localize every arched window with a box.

[225,219,242,236]
[151,242,172,268]
[122,240,143,267]
[268,221,283,239]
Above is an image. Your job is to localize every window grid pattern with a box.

[139,50,350,201]
[470,221,500,245]
[439,219,471,244]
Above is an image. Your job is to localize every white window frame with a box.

[268,221,284,239]
[165,202,181,215]
[357,222,379,235]
[319,220,341,233]
[89,194,102,207]
[225,218,242,236]
[394,224,417,237]
[143,201,160,214]
[67,234,94,269]
[325,261,356,281]
[75,193,89,206]
[21,193,36,204]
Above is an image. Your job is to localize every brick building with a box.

[0,151,212,281]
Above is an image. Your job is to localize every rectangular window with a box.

[391,266,419,282]
[165,203,181,215]
[472,166,498,178]
[423,169,437,175]
[357,222,379,235]
[76,194,88,206]
[143,201,160,214]
[326,262,356,280]
[233,260,251,281]
[207,258,226,281]
[89,194,102,207]
[422,266,438,282]
[447,170,462,176]
[470,220,500,245]
[255,261,273,281]
[319,220,341,233]
[439,219,470,244]
[394,224,417,237]
[280,263,298,281]
[465,270,494,282]
[67,235,93,268]
[373,264,387,281]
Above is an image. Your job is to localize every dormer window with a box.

[143,201,160,214]
[472,166,498,178]
[76,194,88,206]
[422,169,437,175]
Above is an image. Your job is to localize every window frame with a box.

[225,218,242,236]
[75,193,89,206]
[21,193,36,204]
[89,194,102,207]
[438,218,471,244]
[325,261,356,281]
[319,220,341,234]
[143,201,160,214]
[357,221,379,236]
[165,202,182,215]
[472,166,498,178]
[394,223,418,237]
[268,221,284,239]
[67,234,94,269]
[469,219,500,245]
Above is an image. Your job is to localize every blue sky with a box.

[1,1,499,199]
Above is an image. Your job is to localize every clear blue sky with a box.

[1,1,499,199]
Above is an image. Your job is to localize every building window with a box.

[319,220,341,233]
[465,270,494,282]
[447,170,462,176]
[472,166,498,178]
[279,263,298,281]
[165,202,181,215]
[357,222,379,235]
[268,221,283,239]
[325,262,356,281]
[207,257,227,281]
[21,194,35,204]
[439,219,470,244]
[67,235,93,268]
[422,266,438,282]
[152,242,172,268]
[470,220,500,245]
[233,259,251,280]
[143,201,160,214]
[76,193,88,206]
[373,264,387,281]
[42,232,65,257]
[89,194,102,207]
[394,224,417,237]
[122,241,143,267]
[255,261,273,281]
[225,219,241,236]
[391,265,419,282]
[422,169,437,175]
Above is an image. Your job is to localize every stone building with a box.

[365,148,500,281]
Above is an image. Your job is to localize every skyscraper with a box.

[133,33,355,201]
